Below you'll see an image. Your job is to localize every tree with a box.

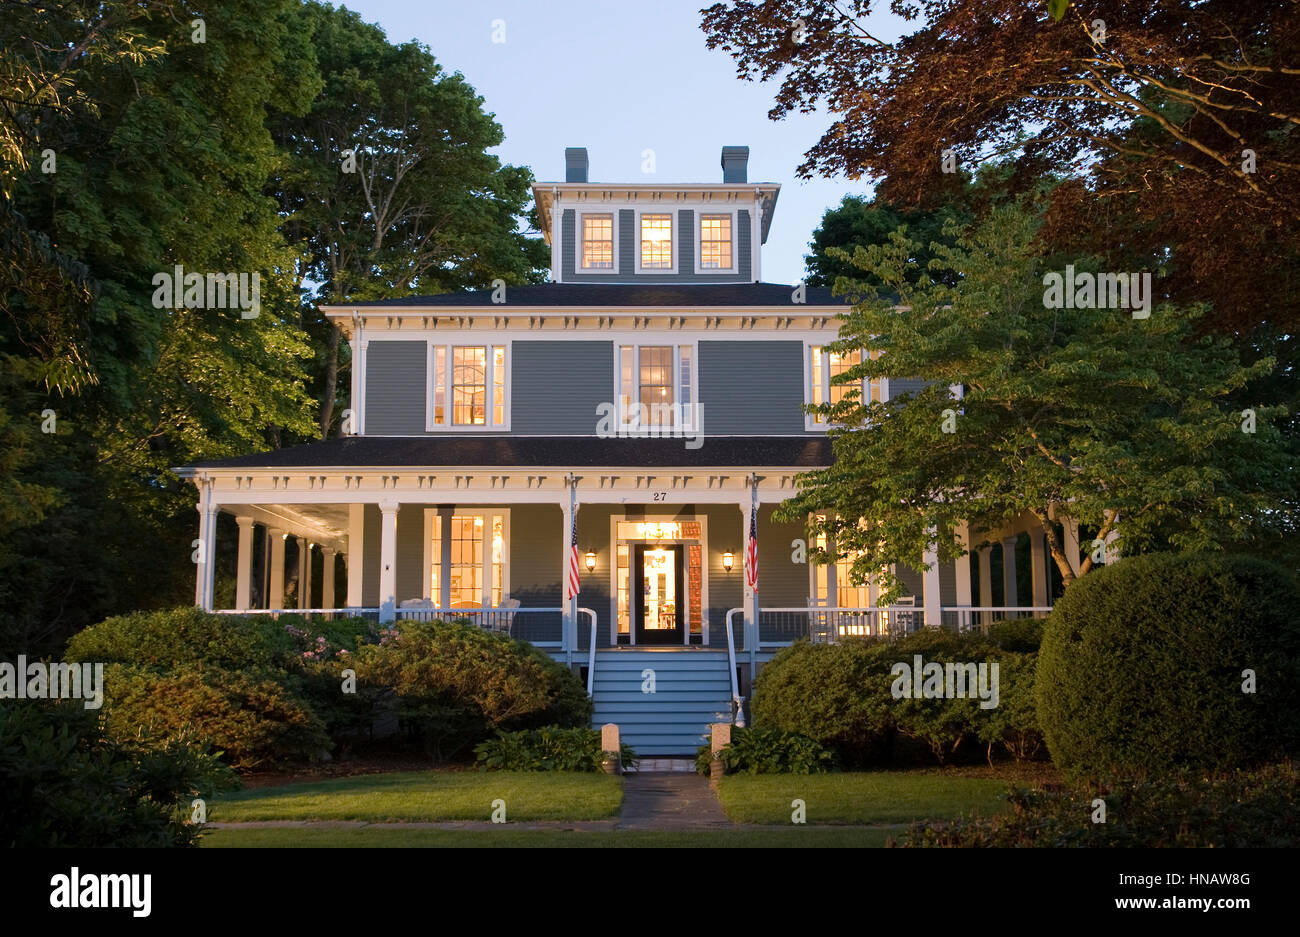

[776,203,1295,592]
[269,2,549,438]
[701,0,1300,333]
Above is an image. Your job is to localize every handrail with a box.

[212,608,378,617]
[579,607,598,696]
[724,608,745,727]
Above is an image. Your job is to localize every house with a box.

[175,147,1062,754]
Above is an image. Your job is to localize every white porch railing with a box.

[750,605,1054,646]
[723,608,746,727]
[213,608,380,622]
[942,606,1053,633]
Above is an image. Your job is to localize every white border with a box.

[608,513,710,646]
[612,342,700,434]
[422,507,511,608]
[575,208,619,275]
[633,206,679,275]
[425,341,512,432]
[694,208,739,275]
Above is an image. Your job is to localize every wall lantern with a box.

[585,551,597,572]
[722,551,735,572]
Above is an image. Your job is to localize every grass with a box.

[715,769,1011,825]
[211,770,623,822]
[202,827,893,848]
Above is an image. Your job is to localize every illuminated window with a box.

[427,509,509,608]
[581,213,613,269]
[428,344,508,429]
[699,214,733,269]
[616,345,697,430]
[639,214,673,269]
[808,345,883,428]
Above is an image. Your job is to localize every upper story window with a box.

[617,344,697,430]
[580,213,614,270]
[807,345,884,429]
[639,213,674,271]
[699,214,733,270]
[429,343,509,430]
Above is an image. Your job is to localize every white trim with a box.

[575,208,620,275]
[613,342,700,434]
[694,208,739,275]
[424,341,511,432]
[750,194,761,281]
[550,188,561,282]
[633,206,678,275]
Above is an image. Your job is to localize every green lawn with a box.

[211,770,623,822]
[202,827,893,848]
[715,770,1010,825]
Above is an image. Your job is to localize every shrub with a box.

[100,664,330,771]
[1036,553,1300,780]
[474,726,635,771]
[983,617,1044,653]
[348,619,591,761]
[897,764,1300,848]
[0,701,236,847]
[753,630,1037,767]
[65,607,292,671]
[751,639,897,766]
[694,726,835,775]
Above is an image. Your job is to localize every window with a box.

[811,515,877,636]
[580,213,614,270]
[616,344,697,430]
[425,509,509,608]
[428,343,508,430]
[639,213,674,270]
[807,345,884,429]
[699,214,733,269]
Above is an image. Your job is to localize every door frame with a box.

[609,513,711,646]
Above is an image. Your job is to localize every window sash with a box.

[581,214,614,269]
[640,214,673,268]
[809,345,882,425]
[617,345,697,429]
[430,344,508,429]
[430,510,509,609]
[699,214,732,269]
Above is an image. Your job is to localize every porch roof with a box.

[181,435,833,471]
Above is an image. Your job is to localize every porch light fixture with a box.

[585,551,597,572]
[722,551,735,572]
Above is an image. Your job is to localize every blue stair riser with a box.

[589,652,733,755]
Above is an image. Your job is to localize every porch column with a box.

[1029,530,1050,608]
[296,537,310,609]
[978,546,994,626]
[560,497,576,662]
[921,530,942,628]
[193,492,217,612]
[1001,536,1020,607]
[954,522,973,630]
[378,500,399,623]
[740,497,759,671]
[268,527,286,609]
[321,548,336,609]
[346,503,364,607]
[235,516,255,611]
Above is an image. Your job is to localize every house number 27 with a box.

[652,491,668,501]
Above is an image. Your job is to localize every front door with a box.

[633,543,684,644]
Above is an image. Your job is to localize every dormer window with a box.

[581,213,614,269]
[639,213,674,271]
[699,214,733,269]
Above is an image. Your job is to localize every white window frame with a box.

[576,209,619,275]
[609,513,710,646]
[423,508,511,609]
[694,208,738,274]
[613,342,700,433]
[425,341,511,432]
[634,207,678,275]
[804,341,888,431]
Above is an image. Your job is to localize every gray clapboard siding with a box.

[511,341,613,434]
[365,341,426,434]
[561,208,752,283]
[698,340,810,435]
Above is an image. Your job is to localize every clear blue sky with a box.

[341,0,909,285]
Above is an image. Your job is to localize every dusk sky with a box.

[343,0,910,285]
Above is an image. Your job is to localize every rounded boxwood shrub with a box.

[349,619,591,761]
[101,664,331,771]
[1036,553,1300,780]
[66,607,292,671]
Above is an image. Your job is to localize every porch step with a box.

[590,650,735,757]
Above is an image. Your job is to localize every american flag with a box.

[745,503,759,592]
[566,507,581,601]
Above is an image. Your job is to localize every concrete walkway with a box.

[615,772,734,830]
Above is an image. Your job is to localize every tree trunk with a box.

[319,322,340,438]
